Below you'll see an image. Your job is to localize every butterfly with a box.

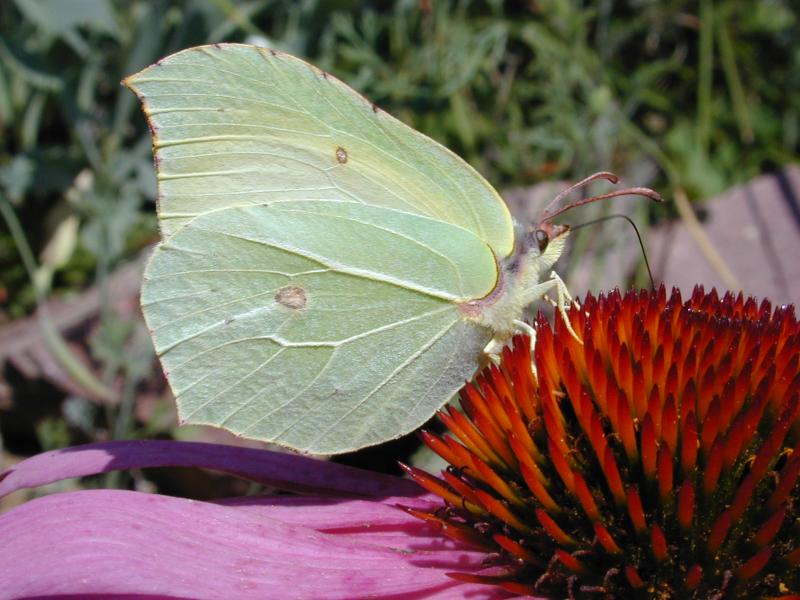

[126,44,660,454]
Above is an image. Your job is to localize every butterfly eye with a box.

[533,229,549,253]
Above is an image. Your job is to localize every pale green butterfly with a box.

[126,44,660,454]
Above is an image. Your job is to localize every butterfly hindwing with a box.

[142,201,494,453]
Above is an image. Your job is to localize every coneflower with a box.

[404,286,800,599]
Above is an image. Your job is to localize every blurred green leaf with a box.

[62,396,98,437]
[0,155,34,203]
[80,184,143,265]
[0,37,63,91]
[14,0,119,55]
[36,416,72,451]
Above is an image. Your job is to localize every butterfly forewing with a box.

[125,44,514,257]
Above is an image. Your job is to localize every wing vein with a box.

[301,315,460,449]
[274,205,466,296]
[182,347,287,421]
[191,228,460,301]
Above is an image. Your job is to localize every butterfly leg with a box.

[511,318,541,380]
[482,338,505,364]
[524,271,583,345]
[484,319,538,363]
[483,274,581,365]
[512,319,536,337]
[546,270,583,344]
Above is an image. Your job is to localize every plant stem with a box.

[673,187,742,291]
[697,0,715,159]
[717,17,754,144]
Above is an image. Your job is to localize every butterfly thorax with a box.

[458,229,569,343]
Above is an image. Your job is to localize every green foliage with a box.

[319,0,798,198]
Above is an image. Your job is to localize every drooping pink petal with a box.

[0,440,421,499]
[216,494,436,527]
[215,495,464,548]
[0,489,507,600]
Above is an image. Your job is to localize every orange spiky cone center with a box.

[404,286,800,599]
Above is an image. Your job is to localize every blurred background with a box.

[1,0,798,504]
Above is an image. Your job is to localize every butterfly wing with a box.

[143,201,496,453]
[124,44,514,257]
[128,44,513,453]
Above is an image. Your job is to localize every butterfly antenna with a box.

[572,214,657,290]
[538,171,663,226]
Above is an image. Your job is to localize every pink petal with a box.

[0,489,505,599]
[216,494,439,528]
[0,440,422,499]
[215,495,462,548]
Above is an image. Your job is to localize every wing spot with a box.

[335,146,348,164]
[275,285,307,310]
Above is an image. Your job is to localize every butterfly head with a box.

[515,222,570,285]
[526,221,569,255]
[524,171,664,258]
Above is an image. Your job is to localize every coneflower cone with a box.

[404,286,800,599]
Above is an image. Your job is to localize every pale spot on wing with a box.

[275,285,307,310]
